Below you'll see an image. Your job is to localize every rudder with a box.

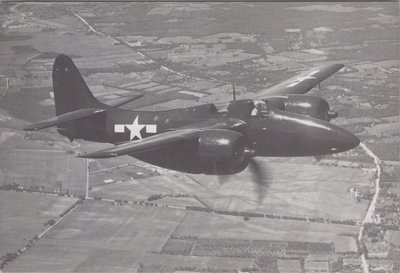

[52,54,104,115]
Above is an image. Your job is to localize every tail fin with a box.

[52,54,104,115]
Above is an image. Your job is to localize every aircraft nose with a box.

[266,111,360,156]
[328,125,360,153]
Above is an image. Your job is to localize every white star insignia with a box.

[286,70,319,88]
[125,116,146,140]
[114,116,157,141]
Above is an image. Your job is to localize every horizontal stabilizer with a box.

[104,93,143,108]
[24,108,105,131]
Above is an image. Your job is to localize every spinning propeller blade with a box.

[217,156,270,205]
[248,158,269,204]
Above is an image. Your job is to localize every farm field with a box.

[187,160,372,221]
[0,191,78,258]
[4,201,254,272]
[0,134,86,195]
[91,159,372,221]
[0,2,398,272]
[173,211,359,253]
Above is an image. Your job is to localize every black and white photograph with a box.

[0,1,399,272]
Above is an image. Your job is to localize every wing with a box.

[78,129,200,158]
[253,63,344,98]
[78,118,245,159]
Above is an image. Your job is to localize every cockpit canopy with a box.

[227,99,274,118]
[252,100,274,117]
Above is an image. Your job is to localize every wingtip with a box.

[77,150,101,159]
[76,151,117,159]
[76,152,100,159]
[332,63,345,71]
[23,125,37,131]
[55,53,71,61]
[76,153,87,159]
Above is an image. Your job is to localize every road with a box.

[358,142,382,273]
[72,11,226,84]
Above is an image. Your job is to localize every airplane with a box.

[24,54,359,195]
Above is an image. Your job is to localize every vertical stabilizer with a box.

[52,54,104,115]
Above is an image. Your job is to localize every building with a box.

[305,256,343,273]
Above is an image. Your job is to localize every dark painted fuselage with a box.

[61,101,359,174]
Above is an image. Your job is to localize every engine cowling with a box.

[265,95,338,121]
[198,129,249,175]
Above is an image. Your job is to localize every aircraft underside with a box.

[132,148,249,175]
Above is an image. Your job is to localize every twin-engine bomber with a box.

[25,54,359,191]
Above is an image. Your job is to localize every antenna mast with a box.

[232,82,236,101]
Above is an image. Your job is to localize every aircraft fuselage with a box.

[60,102,359,174]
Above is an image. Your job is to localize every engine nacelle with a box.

[198,129,245,160]
[198,129,249,175]
[265,95,338,121]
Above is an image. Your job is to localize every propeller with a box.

[217,155,270,205]
[314,155,323,162]
[217,174,231,186]
[247,157,270,204]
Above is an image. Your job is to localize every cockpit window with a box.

[251,100,273,117]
